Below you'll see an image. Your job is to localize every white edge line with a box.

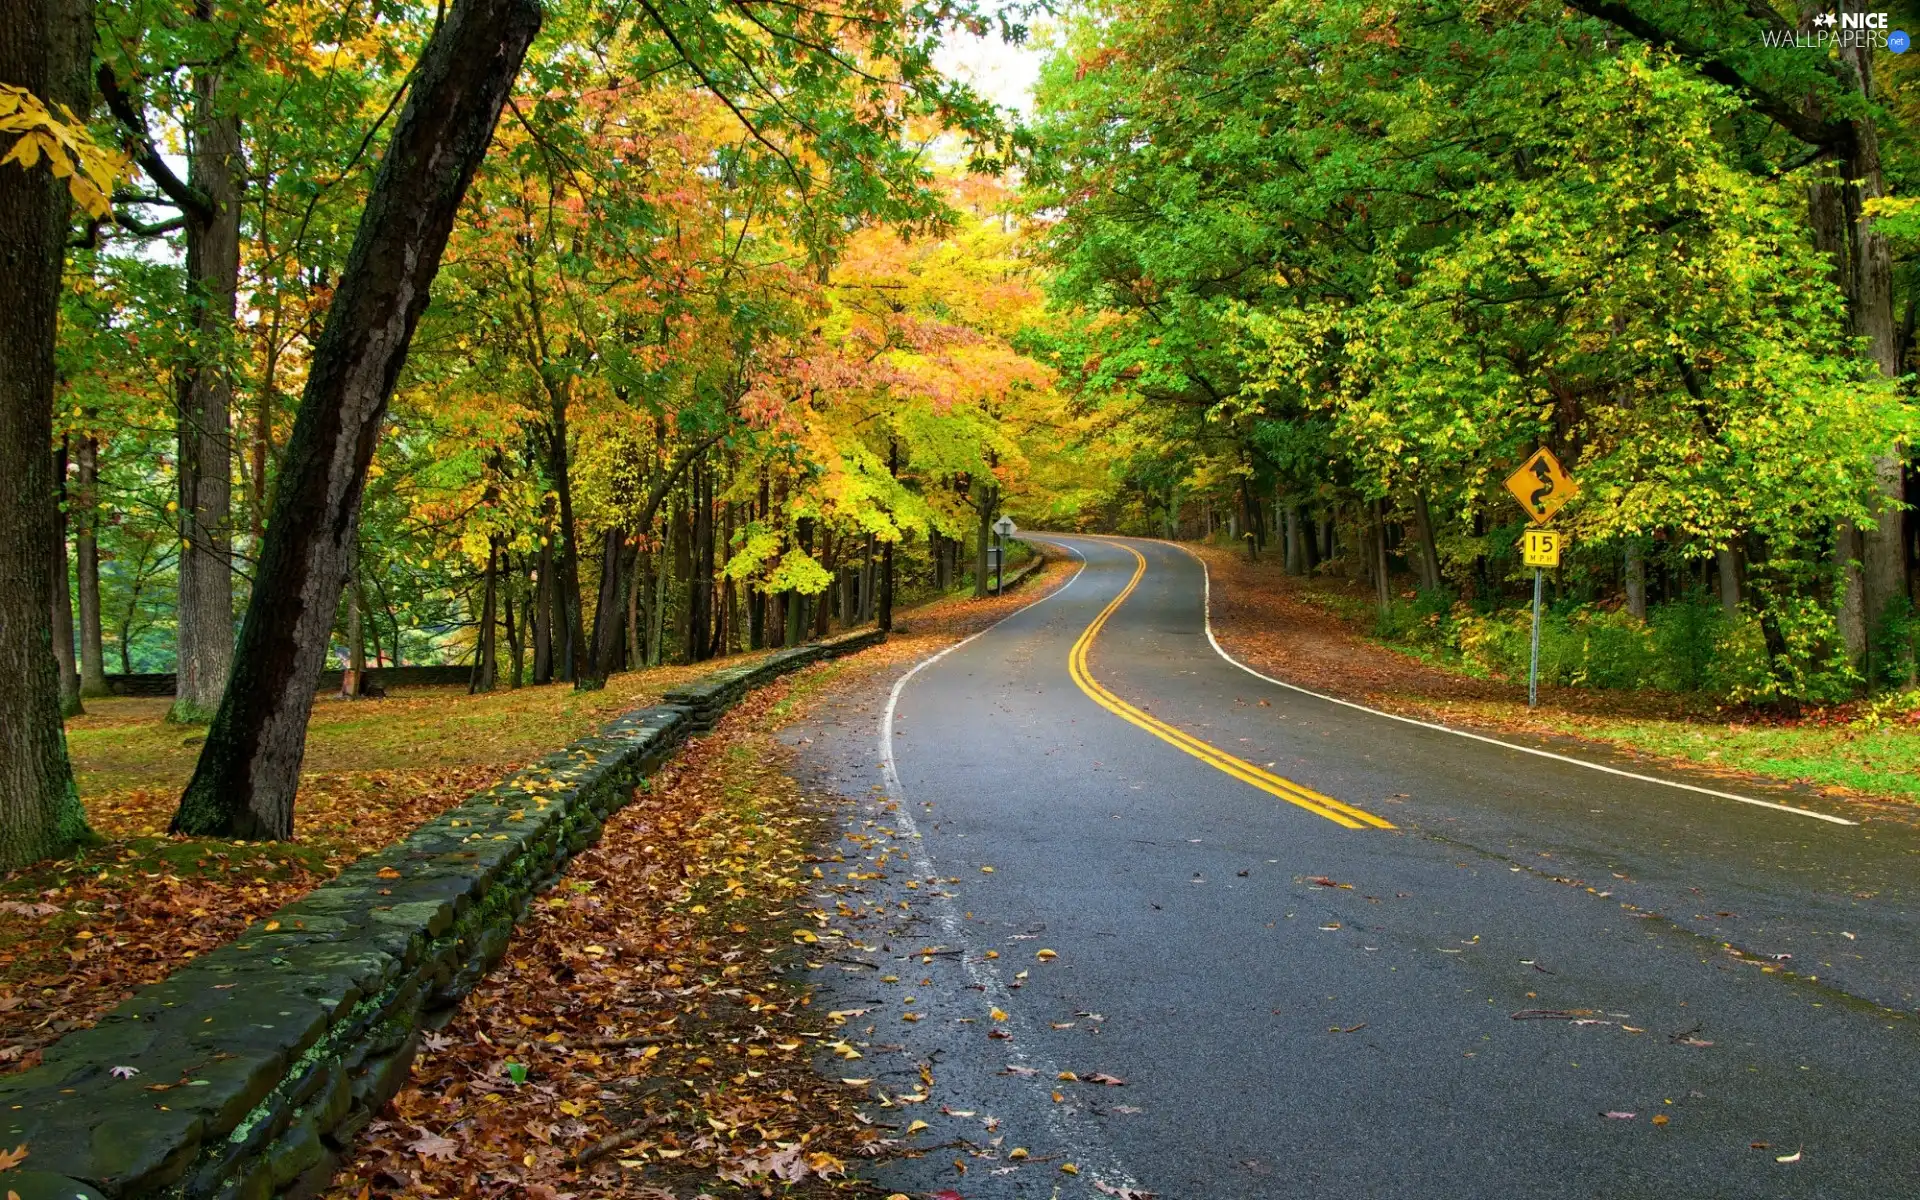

[875,549,1147,1192]
[1149,540,1857,828]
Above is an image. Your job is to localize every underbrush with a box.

[1374,590,1879,706]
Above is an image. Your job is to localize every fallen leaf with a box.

[109,1065,140,1079]
[1035,948,1057,961]
[1087,1072,1127,1086]
[1603,1112,1636,1120]
[0,1144,26,1171]
[1651,1114,1669,1127]
[409,1129,460,1161]
[1777,1151,1802,1164]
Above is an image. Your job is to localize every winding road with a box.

[787,535,1920,1199]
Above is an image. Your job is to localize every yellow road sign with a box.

[1521,529,1562,568]
[1505,447,1577,524]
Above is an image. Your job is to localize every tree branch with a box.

[1560,0,1853,151]
[95,65,215,222]
[113,209,188,236]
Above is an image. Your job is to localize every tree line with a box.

[1025,0,1917,705]
[2,0,1064,869]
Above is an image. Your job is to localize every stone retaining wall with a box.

[1,629,883,1200]
[988,553,1047,596]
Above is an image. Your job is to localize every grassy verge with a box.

[1190,543,1920,809]
[1,656,762,1071]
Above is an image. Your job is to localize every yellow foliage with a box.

[0,85,126,219]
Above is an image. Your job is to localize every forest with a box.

[2,0,1916,873]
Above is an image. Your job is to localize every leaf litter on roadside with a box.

[325,678,882,1196]
[324,575,1086,1197]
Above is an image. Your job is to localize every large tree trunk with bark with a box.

[1409,490,1444,593]
[585,525,624,685]
[170,32,241,724]
[0,0,94,869]
[171,0,541,839]
[1625,541,1647,620]
[75,433,108,696]
[1370,500,1392,617]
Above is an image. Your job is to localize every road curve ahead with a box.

[790,534,1920,1200]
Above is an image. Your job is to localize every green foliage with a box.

[1872,595,1920,690]
[1370,588,1859,706]
[1024,0,1917,705]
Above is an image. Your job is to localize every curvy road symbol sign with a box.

[1504,447,1577,525]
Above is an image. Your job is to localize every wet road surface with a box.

[783,535,1920,1199]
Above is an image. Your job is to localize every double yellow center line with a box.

[1066,542,1395,831]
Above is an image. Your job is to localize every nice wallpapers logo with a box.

[1761,11,1911,51]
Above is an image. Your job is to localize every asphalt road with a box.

[784,535,1920,1199]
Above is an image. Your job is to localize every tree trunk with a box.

[1371,500,1392,616]
[532,526,553,683]
[1241,476,1264,559]
[1625,541,1647,620]
[649,545,669,666]
[974,486,994,599]
[170,30,242,725]
[170,0,542,839]
[503,554,523,686]
[252,303,278,536]
[1837,33,1907,679]
[1716,544,1742,617]
[1290,503,1305,579]
[0,0,95,869]
[814,527,833,638]
[474,541,499,692]
[860,534,876,621]
[546,413,586,685]
[879,538,895,632]
[585,525,624,684]
[364,580,383,666]
[624,540,640,670]
[340,544,363,698]
[879,442,896,630]
[51,440,81,716]
[1410,490,1444,593]
[75,433,107,697]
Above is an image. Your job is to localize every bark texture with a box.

[172,0,542,838]
[170,33,241,723]
[0,0,94,869]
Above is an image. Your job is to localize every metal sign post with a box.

[1506,455,1574,711]
[992,515,1016,594]
[1529,567,1543,708]
[1520,526,1564,707]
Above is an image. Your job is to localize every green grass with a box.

[1532,711,1920,804]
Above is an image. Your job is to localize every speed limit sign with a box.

[1521,529,1562,568]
